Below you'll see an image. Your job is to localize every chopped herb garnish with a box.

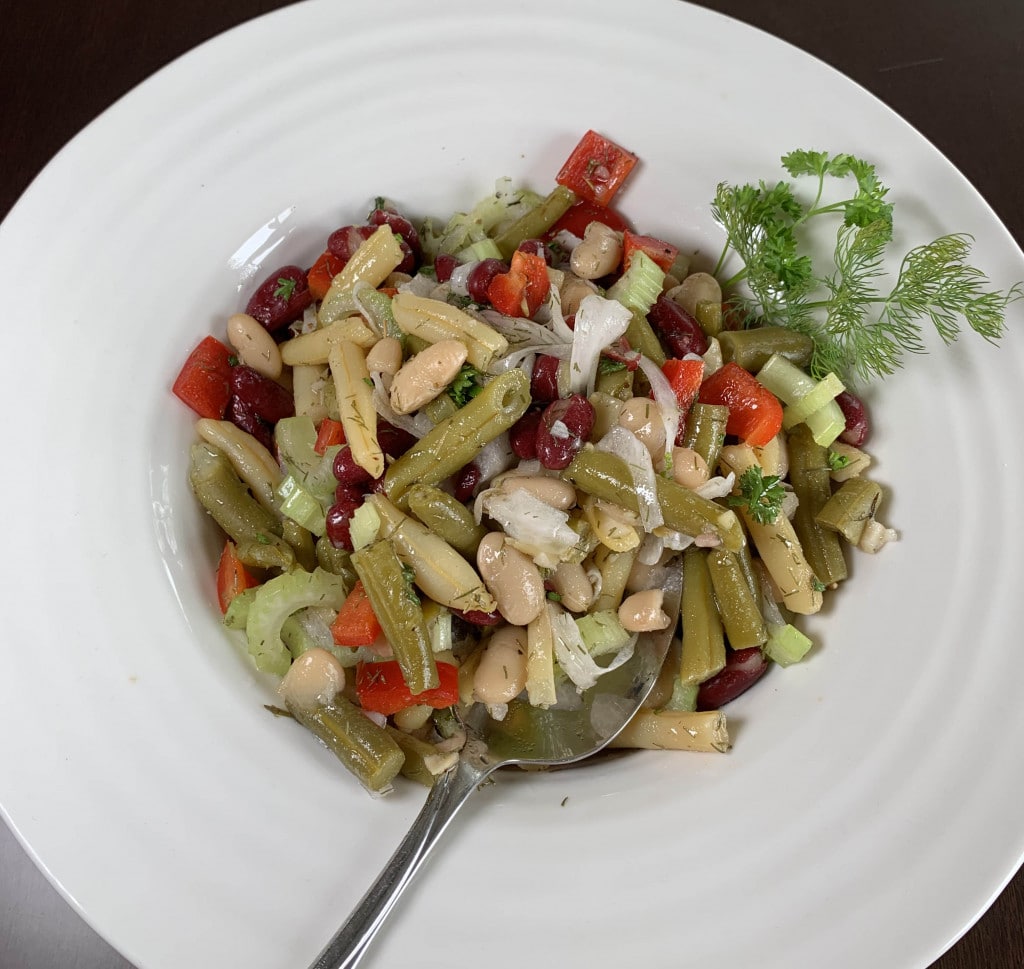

[273,277,297,301]
[546,591,563,602]
[447,363,483,407]
[711,150,1023,383]
[827,450,851,471]
[598,357,627,375]
[727,466,786,525]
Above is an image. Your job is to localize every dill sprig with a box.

[711,149,1022,385]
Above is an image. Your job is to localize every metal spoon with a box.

[308,571,680,969]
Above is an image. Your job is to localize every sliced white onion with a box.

[637,354,681,469]
[448,260,479,297]
[596,425,663,531]
[473,431,516,488]
[568,294,632,397]
[475,487,578,567]
[550,610,637,693]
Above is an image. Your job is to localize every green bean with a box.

[352,539,437,695]
[787,424,848,584]
[682,403,729,471]
[562,448,746,551]
[706,548,767,649]
[315,536,357,586]
[625,309,667,366]
[282,519,317,572]
[734,541,762,603]
[815,476,883,544]
[422,393,457,424]
[235,537,295,572]
[594,365,635,400]
[188,442,288,547]
[406,484,486,558]
[384,369,531,504]
[494,185,576,259]
[386,727,454,787]
[718,326,815,372]
[590,545,637,613]
[286,695,405,793]
[679,548,726,686]
[695,300,723,337]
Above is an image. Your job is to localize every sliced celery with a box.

[276,474,327,536]
[765,623,813,667]
[575,610,631,656]
[606,250,665,317]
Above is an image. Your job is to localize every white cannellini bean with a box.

[277,648,346,714]
[666,272,722,317]
[389,339,468,415]
[473,625,529,705]
[559,273,600,316]
[617,397,666,460]
[476,532,545,626]
[365,336,404,376]
[569,223,623,280]
[618,589,671,633]
[226,313,283,379]
[548,561,594,613]
[498,475,577,511]
[671,446,710,490]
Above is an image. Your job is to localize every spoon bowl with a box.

[308,570,681,969]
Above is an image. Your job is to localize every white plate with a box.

[2,1,1022,967]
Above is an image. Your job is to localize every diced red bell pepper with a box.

[216,539,258,614]
[662,358,705,416]
[172,335,234,419]
[546,198,631,240]
[486,249,551,318]
[313,417,346,455]
[356,660,460,715]
[623,231,679,274]
[307,250,345,301]
[697,361,784,447]
[330,580,383,647]
[556,130,639,207]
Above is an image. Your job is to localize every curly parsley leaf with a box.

[712,150,1021,385]
[447,364,483,407]
[273,277,297,301]
[727,466,786,525]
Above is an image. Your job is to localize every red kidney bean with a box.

[376,419,416,458]
[531,355,563,402]
[696,647,769,710]
[227,396,274,452]
[451,606,503,626]
[536,394,595,470]
[327,225,375,262]
[325,488,363,551]
[368,207,421,255]
[333,445,374,488]
[229,365,295,424]
[835,390,870,447]
[602,338,641,370]
[434,253,459,283]
[648,295,709,357]
[509,408,543,460]
[466,258,508,304]
[517,239,554,266]
[452,463,482,502]
[244,265,313,333]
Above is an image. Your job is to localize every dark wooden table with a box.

[2,2,1022,967]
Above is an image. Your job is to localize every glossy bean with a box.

[244,265,313,333]
[476,532,545,626]
[473,625,529,705]
[226,313,283,379]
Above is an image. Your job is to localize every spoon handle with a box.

[308,755,492,969]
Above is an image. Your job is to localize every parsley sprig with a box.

[447,364,483,407]
[728,466,786,525]
[711,150,1022,385]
